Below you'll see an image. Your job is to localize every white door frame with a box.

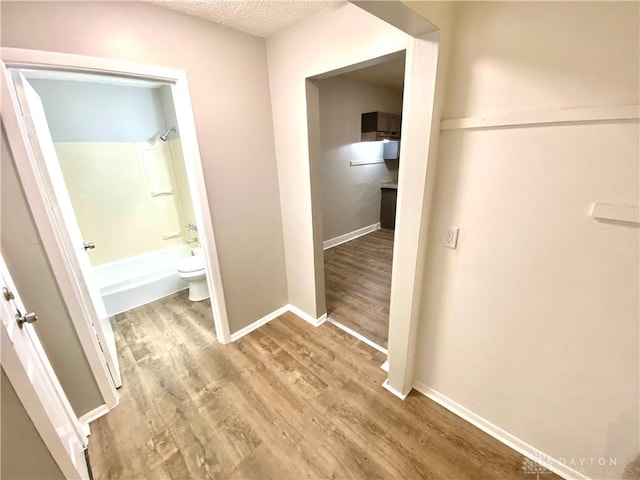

[304,35,442,399]
[1,48,232,410]
[0,252,90,479]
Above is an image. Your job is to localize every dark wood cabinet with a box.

[380,187,397,230]
[387,115,401,133]
[361,111,401,141]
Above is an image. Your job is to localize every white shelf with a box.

[591,203,639,224]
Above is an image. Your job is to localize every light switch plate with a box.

[443,227,459,249]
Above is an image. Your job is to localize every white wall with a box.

[1,0,288,336]
[441,2,639,119]
[412,2,639,477]
[318,76,402,241]
[267,2,410,317]
[29,79,166,143]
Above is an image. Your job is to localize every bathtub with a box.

[94,246,192,317]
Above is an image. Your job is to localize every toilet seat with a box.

[177,255,209,301]
[178,255,205,274]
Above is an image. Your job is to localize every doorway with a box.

[309,52,406,353]
[21,71,215,389]
[1,252,90,479]
[2,48,231,411]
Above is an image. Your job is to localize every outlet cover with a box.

[443,227,459,249]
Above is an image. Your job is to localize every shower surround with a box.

[31,78,199,314]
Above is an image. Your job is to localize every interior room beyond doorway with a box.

[317,52,405,352]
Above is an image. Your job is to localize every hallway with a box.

[88,291,549,479]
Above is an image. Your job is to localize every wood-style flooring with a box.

[88,291,554,479]
[324,229,393,349]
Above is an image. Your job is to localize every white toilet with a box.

[177,254,209,301]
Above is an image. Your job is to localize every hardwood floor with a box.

[88,291,555,479]
[324,229,393,349]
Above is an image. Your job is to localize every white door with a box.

[1,253,90,479]
[12,70,122,388]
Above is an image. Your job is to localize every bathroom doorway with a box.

[23,72,215,388]
[2,49,231,408]
[27,76,206,311]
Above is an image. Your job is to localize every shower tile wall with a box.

[167,139,197,243]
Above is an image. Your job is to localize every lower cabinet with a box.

[380,187,397,230]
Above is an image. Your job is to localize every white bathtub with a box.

[94,246,192,317]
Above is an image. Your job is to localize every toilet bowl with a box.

[177,254,209,301]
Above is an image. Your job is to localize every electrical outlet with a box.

[443,227,459,249]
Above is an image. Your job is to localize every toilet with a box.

[177,254,209,301]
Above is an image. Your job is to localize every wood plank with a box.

[88,290,558,479]
[324,229,393,348]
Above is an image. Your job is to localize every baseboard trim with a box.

[230,305,289,342]
[229,304,327,342]
[382,379,409,400]
[412,382,589,480]
[323,223,381,250]
[380,360,389,372]
[327,317,388,354]
[288,304,326,327]
[78,404,110,435]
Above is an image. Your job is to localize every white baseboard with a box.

[288,304,326,327]
[78,404,110,435]
[327,317,387,354]
[229,304,328,343]
[223,304,583,480]
[412,382,588,480]
[380,360,389,372]
[382,379,409,400]
[323,223,381,250]
[230,305,289,342]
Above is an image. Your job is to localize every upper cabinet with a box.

[386,114,401,134]
[361,111,401,142]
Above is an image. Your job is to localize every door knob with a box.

[83,242,96,251]
[16,311,38,329]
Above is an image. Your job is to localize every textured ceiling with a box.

[150,1,340,38]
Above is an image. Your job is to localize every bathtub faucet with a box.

[186,223,198,232]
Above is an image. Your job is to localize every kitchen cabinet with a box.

[380,186,397,230]
[387,114,401,133]
[361,111,401,141]
[383,141,399,161]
